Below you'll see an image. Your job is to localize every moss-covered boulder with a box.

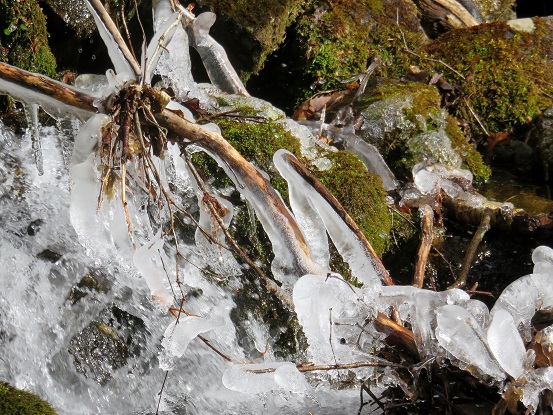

[425,18,553,137]
[472,0,515,22]
[0,0,57,77]
[360,81,490,181]
[0,382,57,415]
[197,0,309,80]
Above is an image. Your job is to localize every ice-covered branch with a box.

[86,0,141,77]
[0,61,98,118]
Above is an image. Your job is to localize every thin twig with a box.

[120,163,137,249]
[396,9,465,80]
[449,210,491,289]
[462,96,489,136]
[246,360,408,374]
[155,371,169,415]
[413,205,434,288]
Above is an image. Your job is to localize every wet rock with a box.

[68,321,128,386]
[68,306,148,385]
[472,0,515,22]
[27,219,44,236]
[359,81,490,181]
[0,0,57,77]
[66,270,111,305]
[36,249,62,263]
[197,0,308,80]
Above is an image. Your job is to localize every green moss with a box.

[0,0,57,77]
[0,382,57,415]
[445,115,491,181]
[292,0,426,105]
[425,20,553,136]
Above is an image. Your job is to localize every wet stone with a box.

[68,321,129,386]
[67,270,111,305]
[26,219,44,236]
[36,249,62,263]
[68,306,148,385]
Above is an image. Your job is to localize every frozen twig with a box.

[413,205,434,288]
[449,210,491,289]
[87,0,142,77]
[184,155,295,311]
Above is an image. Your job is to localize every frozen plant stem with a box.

[413,205,434,288]
[449,210,491,289]
[184,155,295,311]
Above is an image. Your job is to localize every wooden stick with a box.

[413,205,434,288]
[374,312,419,357]
[245,360,408,374]
[87,0,142,77]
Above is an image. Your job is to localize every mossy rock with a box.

[0,0,57,77]
[425,18,553,137]
[287,0,427,106]
[360,81,491,181]
[0,382,57,415]
[197,0,309,80]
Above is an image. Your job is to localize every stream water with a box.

[0,119,369,414]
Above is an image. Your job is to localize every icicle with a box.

[274,149,384,287]
[187,12,249,96]
[152,0,196,99]
[293,274,377,364]
[24,103,44,175]
[162,316,221,361]
[491,272,553,342]
[192,146,323,288]
[133,232,173,307]
[435,304,505,380]
[144,11,181,84]
[487,309,531,380]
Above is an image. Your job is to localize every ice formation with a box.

[274,149,385,287]
[293,274,378,364]
[133,233,174,307]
